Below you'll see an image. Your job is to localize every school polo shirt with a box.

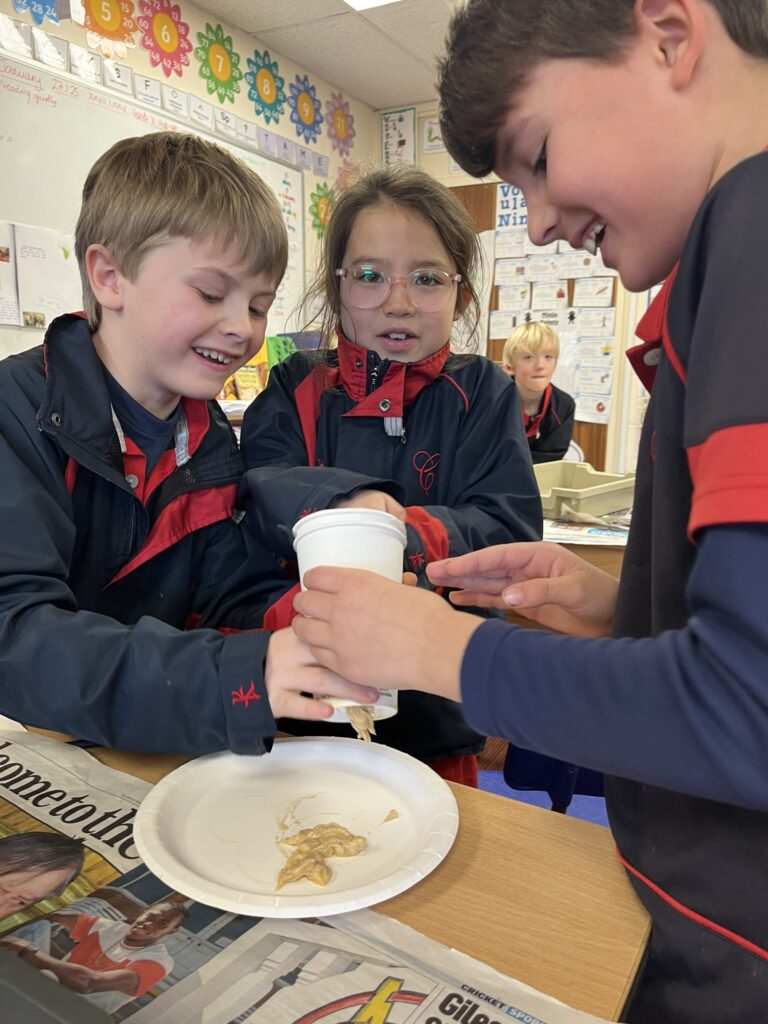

[459,151,768,1018]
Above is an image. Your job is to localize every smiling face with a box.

[338,204,460,363]
[91,237,278,418]
[493,37,714,291]
[125,905,184,946]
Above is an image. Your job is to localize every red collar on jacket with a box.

[522,383,552,439]
[336,333,450,419]
[626,265,682,392]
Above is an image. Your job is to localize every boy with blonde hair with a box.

[292,1,768,1017]
[502,322,575,462]
[0,132,376,755]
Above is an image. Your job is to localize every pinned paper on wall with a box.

[0,222,20,327]
[0,222,81,329]
[381,107,415,167]
[572,276,615,307]
[194,21,243,105]
[496,283,531,312]
[495,183,527,229]
[494,258,527,286]
[422,116,445,154]
[495,226,526,259]
[531,282,567,309]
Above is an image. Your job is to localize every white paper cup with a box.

[292,508,407,723]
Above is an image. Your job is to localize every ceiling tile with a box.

[197,0,349,35]
[191,0,450,108]
[258,14,437,107]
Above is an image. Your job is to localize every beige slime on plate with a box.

[275,822,367,890]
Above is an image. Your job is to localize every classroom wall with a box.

[0,0,380,356]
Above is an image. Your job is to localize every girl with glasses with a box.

[239,165,541,785]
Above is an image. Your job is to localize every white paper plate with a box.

[133,737,459,918]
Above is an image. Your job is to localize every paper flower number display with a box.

[309,182,335,239]
[12,0,58,26]
[84,0,137,59]
[288,74,323,145]
[245,49,286,125]
[137,0,191,78]
[326,92,356,157]
[194,22,242,104]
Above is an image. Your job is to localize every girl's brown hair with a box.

[303,165,483,350]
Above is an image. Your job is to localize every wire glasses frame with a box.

[336,264,462,312]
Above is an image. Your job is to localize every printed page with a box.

[0,221,20,326]
[14,222,82,328]
[0,731,621,1023]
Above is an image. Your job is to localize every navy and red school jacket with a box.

[522,382,575,463]
[239,334,541,763]
[458,152,768,1020]
[0,314,292,755]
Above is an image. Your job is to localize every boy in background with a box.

[502,322,575,462]
[0,132,376,755]
[293,1,768,1017]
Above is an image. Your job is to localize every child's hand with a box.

[332,489,406,521]
[293,568,482,701]
[427,542,618,638]
[264,627,380,720]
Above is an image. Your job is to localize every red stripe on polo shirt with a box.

[687,423,768,536]
[617,848,768,962]
[108,484,237,584]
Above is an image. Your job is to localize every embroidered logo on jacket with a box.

[408,552,425,571]
[231,681,261,708]
[413,450,440,495]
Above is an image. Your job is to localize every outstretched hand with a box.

[427,541,618,638]
[265,627,380,720]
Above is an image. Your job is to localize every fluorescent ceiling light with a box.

[344,0,404,10]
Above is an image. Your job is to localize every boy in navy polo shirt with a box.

[0,132,377,756]
[502,322,575,463]
[292,1,768,1018]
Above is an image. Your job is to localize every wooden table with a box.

[65,741,650,1021]
[563,542,625,579]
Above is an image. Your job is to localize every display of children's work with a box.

[490,185,618,424]
[381,106,416,166]
[0,43,305,338]
[0,221,80,329]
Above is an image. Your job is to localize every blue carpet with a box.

[478,770,610,828]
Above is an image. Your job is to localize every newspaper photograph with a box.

[0,731,618,1023]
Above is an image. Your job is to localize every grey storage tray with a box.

[534,462,635,519]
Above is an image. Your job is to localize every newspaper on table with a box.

[542,513,631,546]
[0,730,619,1023]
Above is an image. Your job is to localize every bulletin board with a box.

[0,50,304,347]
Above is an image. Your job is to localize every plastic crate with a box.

[534,462,635,519]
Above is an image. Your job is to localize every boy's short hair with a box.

[75,132,288,328]
[438,0,768,177]
[503,321,560,367]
